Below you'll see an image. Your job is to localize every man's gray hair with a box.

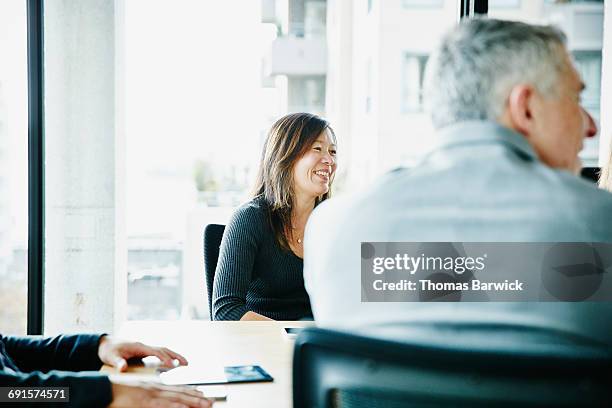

[424,18,568,129]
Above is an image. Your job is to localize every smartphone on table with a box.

[160,364,273,386]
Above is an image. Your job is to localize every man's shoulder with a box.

[550,170,612,210]
[311,165,612,224]
[571,182,612,222]
[310,194,351,223]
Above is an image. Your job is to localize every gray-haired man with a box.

[303,19,612,345]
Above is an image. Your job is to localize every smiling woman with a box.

[211,113,337,321]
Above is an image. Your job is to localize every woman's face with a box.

[292,129,337,200]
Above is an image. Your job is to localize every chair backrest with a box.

[581,166,601,183]
[203,224,225,320]
[293,324,612,408]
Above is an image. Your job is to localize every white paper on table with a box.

[108,373,163,384]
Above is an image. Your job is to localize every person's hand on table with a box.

[98,335,189,372]
[109,378,212,408]
[99,337,212,407]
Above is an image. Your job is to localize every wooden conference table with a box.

[107,321,314,407]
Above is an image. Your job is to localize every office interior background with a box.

[0,0,610,335]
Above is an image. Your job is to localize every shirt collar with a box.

[429,120,538,161]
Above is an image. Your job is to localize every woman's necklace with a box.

[292,207,312,247]
[291,225,304,245]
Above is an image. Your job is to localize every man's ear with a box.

[506,84,535,137]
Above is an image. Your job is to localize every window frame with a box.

[27,0,45,335]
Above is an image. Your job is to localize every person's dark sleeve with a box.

[0,369,112,408]
[212,203,263,320]
[3,334,105,372]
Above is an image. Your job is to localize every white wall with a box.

[267,36,328,75]
[350,0,380,187]
[600,0,612,167]
[324,0,353,190]
[377,0,456,169]
[44,0,126,334]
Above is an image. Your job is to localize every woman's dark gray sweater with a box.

[211,196,312,321]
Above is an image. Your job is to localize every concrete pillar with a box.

[44,0,126,334]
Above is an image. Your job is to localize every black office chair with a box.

[203,224,225,320]
[293,324,612,407]
[581,166,601,183]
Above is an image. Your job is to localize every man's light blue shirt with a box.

[304,121,612,346]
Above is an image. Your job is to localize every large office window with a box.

[17,0,612,336]
[573,50,602,113]
[124,0,284,321]
[45,0,612,330]
[123,0,469,321]
[0,1,28,335]
[35,0,611,331]
[39,0,332,331]
[124,0,459,323]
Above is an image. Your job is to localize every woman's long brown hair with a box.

[252,113,336,251]
[600,147,612,192]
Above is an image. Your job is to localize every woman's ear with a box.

[506,84,535,137]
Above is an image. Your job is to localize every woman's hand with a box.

[98,336,189,372]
